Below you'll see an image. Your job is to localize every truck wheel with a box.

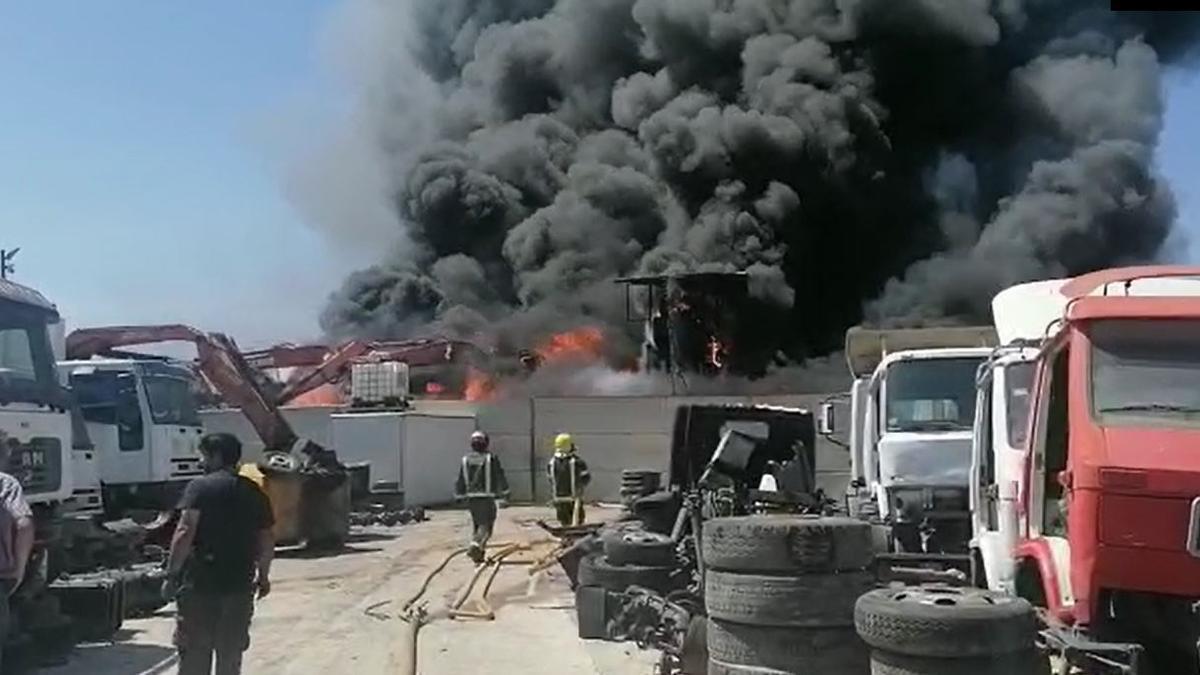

[707,618,866,673]
[620,470,661,498]
[702,515,873,573]
[869,649,1051,675]
[631,492,681,535]
[707,658,791,675]
[705,570,874,627]
[603,530,677,567]
[577,553,678,593]
[854,586,1036,658]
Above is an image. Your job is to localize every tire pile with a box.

[629,491,681,535]
[620,471,662,510]
[348,506,428,527]
[577,525,681,597]
[854,585,1043,675]
[702,515,876,675]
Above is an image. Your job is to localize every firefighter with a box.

[454,431,509,564]
[547,433,591,526]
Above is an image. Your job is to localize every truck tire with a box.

[854,586,1036,658]
[604,530,677,567]
[621,470,661,496]
[680,616,708,675]
[632,492,681,535]
[705,570,874,628]
[869,649,1051,675]
[702,515,874,573]
[707,619,867,673]
[577,553,678,593]
[708,659,791,675]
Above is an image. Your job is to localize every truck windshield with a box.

[0,300,62,407]
[71,371,120,424]
[143,375,200,426]
[1005,362,1035,447]
[1091,319,1200,425]
[885,357,983,432]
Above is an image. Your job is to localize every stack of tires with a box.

[702,515,876,674]
[578,526,680,594]
[630,491,681,535]
[620,471,662,511]
[575,523,683,639]
[854,586,1044,675]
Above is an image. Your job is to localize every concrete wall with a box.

[403,414,477,507]
[200,406,338,464]
[201,392,850,504]
[474,393,849,503]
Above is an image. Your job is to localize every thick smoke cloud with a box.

[309,0,1200,365]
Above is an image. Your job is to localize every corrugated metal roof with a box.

[0,278,56,312]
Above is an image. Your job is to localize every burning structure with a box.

[240,338,491,403]
[616,271,759,377]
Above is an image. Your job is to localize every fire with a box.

[464,366,495,401]
[535,326,605,364]
[708,337,725,369]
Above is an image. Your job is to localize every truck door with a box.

[71,370,152,485]
[971,368,998,537]
[1032,347,1070,537]
[141,373,204,484]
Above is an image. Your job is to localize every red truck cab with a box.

[1017,266,1200,665]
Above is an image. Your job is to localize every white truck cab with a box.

[0,279,75,506]
[59,357,204,513]
[823,326,996,555]
[969,344,1037,592]
[968,274,1200,592]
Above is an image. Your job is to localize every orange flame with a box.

[464,366,495,401]
[535,326,605,364]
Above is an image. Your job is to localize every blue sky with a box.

[0,2,352,348]
[2,5,1200,350]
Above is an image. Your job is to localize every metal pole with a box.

[528,396,537,503]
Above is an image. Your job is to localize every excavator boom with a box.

[65,325,299,452]
[273,338,473,405]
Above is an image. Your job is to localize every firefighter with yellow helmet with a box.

[547,432,591,526]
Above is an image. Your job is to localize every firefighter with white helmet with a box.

[547,432,591,526]
[454,430,509,563]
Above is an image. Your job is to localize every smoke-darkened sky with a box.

[296,1,1200,366]
[6,2,1200,357]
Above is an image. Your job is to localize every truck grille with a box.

[10,437,64,495]
[170,457,204,478]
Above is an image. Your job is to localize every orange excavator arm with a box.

[273,339,467,405]
[274,340,373,406]
[65,324,300,453]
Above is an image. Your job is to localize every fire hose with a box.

[393,539,556,674]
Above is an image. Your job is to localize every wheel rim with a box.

[884,585,1017,609]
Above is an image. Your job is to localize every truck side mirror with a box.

[818,402,836,435]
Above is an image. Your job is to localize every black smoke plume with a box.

[307,1,1200,370]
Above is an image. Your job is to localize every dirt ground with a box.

[42,505,658,675]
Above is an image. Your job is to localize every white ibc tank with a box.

[350,361,410,404]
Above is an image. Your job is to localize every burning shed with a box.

[616,271,759,378]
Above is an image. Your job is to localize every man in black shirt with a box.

[164,433,274,675]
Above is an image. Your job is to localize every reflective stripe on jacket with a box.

[548,455,590,502]
[456,452,509,499]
